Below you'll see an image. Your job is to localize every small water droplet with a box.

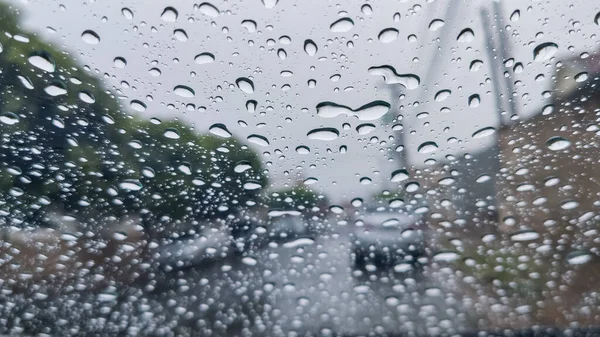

[198,2,219,17]
[304,39,318,56]
[173,85,195,98]
[307,128,339,141]
[236,77,255,94]
[209,123,232,138]
[378,28,399,43]
[533,42,558,62]
[546,136,571,151]
[262,0,279,9]
[330,18,354,33]
[161,7,178,22]
[81,30,100,44]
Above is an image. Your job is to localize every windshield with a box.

[1,0,599,336]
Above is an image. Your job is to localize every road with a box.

[0,225,475,337]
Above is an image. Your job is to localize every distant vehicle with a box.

[351,211,426,268]
[268,214,310,241]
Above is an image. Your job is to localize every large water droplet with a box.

[241,20,257,32]
[510,10,520,22]
[236,77,255,94]
[330,18,354,33]
[304,39,318,56]
[533,42,558,62]
[262,0,278,9]
[567,251,592,265]
[595,12,600,26]
[356,123,376,135]
[0,112,19,125]
[391,169,409,182]
[469,59,483,72]
[510,230,539,242]
[130,100,147,112]
[195,52,215,64]
[161,7,178,22]
[119,179,143,191]
[428,19,445,31]
[164,128,181,139]
[79,91,95,104]
[434,89,451,102]
[28,52,55,72]
[378,28,399,43]
[432,251,459,262]
[546,136,571,151]
[122,7,134,20]
[243,181,262,190]
[316,101,390,121]
[234,161,252,173]
[456,28,474,43]
[173,85,195,98]
[418,141,438,154]
[44,83,67,96]
[113,57,127,68]
[472,127,496,139]
[468,94,480,107]
[575,72,588,82]
[198,2,219,17]
[174,29,188,41]
[361,4,373,15]
[247,134,270,146]
[368,65,420,90]
[295,145,310,154]
[307,128,339,141]
[81,30,100,44]
[209,123,232,138]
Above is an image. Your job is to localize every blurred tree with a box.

[0,2,266,231]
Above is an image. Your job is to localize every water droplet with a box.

[418,141,438,154]
[174,29,188,41]
[241,256,258,266]
[432,251,459,262]
[468,94,480,107]
[307,128,339,141]
[149,67,161,76]
[472,127,496,139]
[79,91,95,104]
[378,28,399,43]
[304,39,318,56]
[122,7,134,20]
[434,89,451,102]
[456,28,474,42]
[510,9,520,22]
[356,123,376,135]
[195,52,215,64]
[164,128,180,139]
[0,112,19,125]
[561,200,579,210]
[44,83,67,96]
[113,56,127,68]
[28,52,55,72]
[368,65,420,90]
[209,123,232,138]
[510,230,539,242]
[595,12,600,26]
[241,20,257,32]
[351,198,363,207]
[234,161,252,173]
[330,18,354,33]
[304,177,318,185]
[277,48,287,60]
[469,59,483,71]
[546,136,571,151]
[81,30,100,44]
[17,75,34,89]
[262,0,278,9]
[119,179,143,191]
[361,4,372,15]
[295,145,310,154]
[438,177,455,186]
[567,251,592,265]
[173,85,195,98]
[247,134,270,146]
[244,181,262,190]
[390,170,409,184]
[316,101,390,121]
[236,77,255,94]
[161,7,178,22]
[533,42,558,62]
[130,100,147,112]
[542,104,554,115]
[198,2,219,17]
[575,72,588,82]
[428,19,445,31]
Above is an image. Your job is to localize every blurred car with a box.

[268,214,310,241]
[351,211,426,268]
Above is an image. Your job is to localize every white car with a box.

[351,211,426,267]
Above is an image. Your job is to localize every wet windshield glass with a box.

[1,0,600,336]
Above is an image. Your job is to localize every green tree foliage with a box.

[0,3,266,230]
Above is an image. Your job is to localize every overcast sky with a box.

[9,0,600,201]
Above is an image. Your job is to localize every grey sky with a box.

[9,0,600,201]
